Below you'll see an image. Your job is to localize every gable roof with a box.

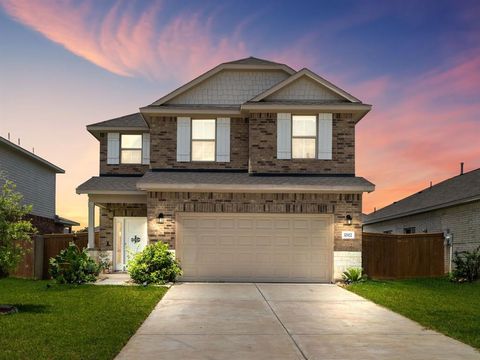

[0,136,64,173]
[250,68,361,103]
[146,57,295,107]
[223,57,287,66]
[364,168,480,224]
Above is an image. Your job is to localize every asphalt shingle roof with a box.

[76,176,142,194]
[86,113,148,130]
[223,57,285,66]
[364,168,480,224]
[76,172,374,194]
[137,171,374,192]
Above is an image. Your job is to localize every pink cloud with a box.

[356,51,480,213]
[0,0,248,82]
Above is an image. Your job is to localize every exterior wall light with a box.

[346,215,352,225]
[157,213,165,224]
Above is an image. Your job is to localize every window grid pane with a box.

[292,138,316,159]
[121,149,142,164]
[192,141,215,161]
[192,119,216,140]
[121,134,142,149]
[292,115,316,137]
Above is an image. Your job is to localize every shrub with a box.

[342,267,366,284]
[0,177,36,278]
[451,246,480,283]
[128,242,181,285]
[49,244,101,284]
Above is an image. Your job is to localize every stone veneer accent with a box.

[249,112,355,174]
[147,192,362,251]
[333,251,362,280]
[144,115,249,170]
[99,203,147,250]
[99,132,150,175]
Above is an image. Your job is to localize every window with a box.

[383,230,393,234]
[192,119,216,161]
[121,134,142,164]
[292,115,316,159]
[404,227,416,234]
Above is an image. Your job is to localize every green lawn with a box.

[0,278,167,360]
[348,277,480,349]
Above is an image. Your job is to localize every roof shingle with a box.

[365,168,480,224]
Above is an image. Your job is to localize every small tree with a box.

[0,177,36,278]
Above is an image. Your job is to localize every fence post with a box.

[34,235,44,279]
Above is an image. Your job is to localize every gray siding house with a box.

[0,136,78,233]
[364,168,480,269]
[77,57,375,282]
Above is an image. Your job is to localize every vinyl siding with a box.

[0,143,56,219]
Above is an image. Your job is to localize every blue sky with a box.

[1,0,479,226]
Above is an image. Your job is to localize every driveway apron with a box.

[116,283,480,360]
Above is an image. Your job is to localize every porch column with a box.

[88,199,95,249]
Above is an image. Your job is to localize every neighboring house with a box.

[0,136,79,233]
[77,57,374,282]
[364,168,480,268]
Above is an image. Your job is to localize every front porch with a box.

[85,193,149,271]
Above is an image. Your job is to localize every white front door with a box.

[114,217,148,271]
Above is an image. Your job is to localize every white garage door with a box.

[176,213,334,282]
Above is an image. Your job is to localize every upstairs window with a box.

[404,227,416,234]
[120,134,142,164]
[191,119,216,161]
[292,115,317,159]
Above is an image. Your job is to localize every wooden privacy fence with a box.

[362,232,445,279]
[11,232,98,280]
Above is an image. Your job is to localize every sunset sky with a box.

[1,0,479,228]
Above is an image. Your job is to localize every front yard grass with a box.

[0,278,167,360]
[348,277,480,349]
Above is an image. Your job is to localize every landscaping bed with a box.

[348,277,480,350]
[0,278,167,360]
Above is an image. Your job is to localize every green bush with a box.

[451,246,480,283]
[49,244,101,284]
[342,267,366,284]
[0,177,36,278]
[128,242,181,285]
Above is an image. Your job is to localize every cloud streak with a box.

[355,49,480,213]
[0,0,249,82]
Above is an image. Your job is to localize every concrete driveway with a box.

[116,283,479,360]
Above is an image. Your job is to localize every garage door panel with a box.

[177,213,333,282]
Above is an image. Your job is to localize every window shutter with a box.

[277,113,292,159]
[107,132,120,164]
[142,133,150,165]
[216,117,230,162]
[318,113,333,160]
[176,117,191,162]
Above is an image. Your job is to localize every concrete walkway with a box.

[116,283,479,360]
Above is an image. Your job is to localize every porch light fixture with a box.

[157,213,165,224]
[346,215,352,225]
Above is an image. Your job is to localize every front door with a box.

[114,217,148,271]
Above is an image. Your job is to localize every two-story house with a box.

[77,57,374,282]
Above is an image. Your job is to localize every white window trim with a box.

[291,115,318,159]
[119,134,143,165]
[191,119,217,162]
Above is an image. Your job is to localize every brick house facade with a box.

[77,57,374,282]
